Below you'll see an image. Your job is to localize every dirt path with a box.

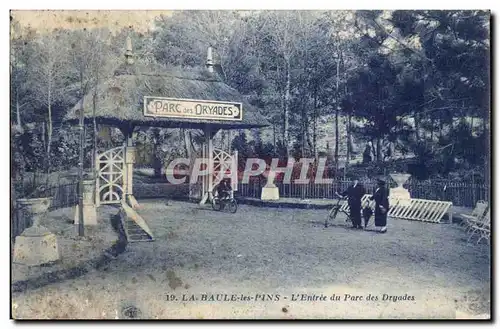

[11,200,490,319]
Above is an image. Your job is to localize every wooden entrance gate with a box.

[96,146,125,206]
[212,148,238,196]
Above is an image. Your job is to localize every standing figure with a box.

[370,178,389,233]
[340,179,366,229]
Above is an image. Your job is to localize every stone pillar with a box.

[261,170,280,201]
[74,179,98,225]
[13,197,60,266]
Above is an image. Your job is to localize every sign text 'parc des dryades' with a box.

[143,96,243,121]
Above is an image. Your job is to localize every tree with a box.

[257,11,304,156]
[26,31,70,173]
[153,10,241,69]
[66,27,117,169]
[10,20,35,129]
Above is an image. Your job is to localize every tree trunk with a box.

[376,138,382,162]
[313,83,320,161]
[92,73,99,173]
[484,110,489,201]
[273,124,277,151]
[305,123,313,154]
[346,112,352,173]
[16,92,22,128]
[301,94,307,158]
[430,117,435,147]
[301,123,306,200]
[46,89,53,175]
[78,92,85,236]
[414,112,420,141]
[335,106,339,172]
[334,50,340,173]
[313,118,317,161]
[371,140,376,162]
[41,121,46,154]
[284,58,291,157]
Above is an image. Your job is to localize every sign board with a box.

[144,96,243,121]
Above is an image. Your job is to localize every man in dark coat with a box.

[340,179,366,229]
[216,179,232,200]
[370,178,389,233]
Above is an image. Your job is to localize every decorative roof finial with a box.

[206,46,214,73]
[125,35,134,65]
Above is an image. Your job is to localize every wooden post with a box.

[199,130,206,204]
[126,129,139,209]
[199,126,219,205]
[120,124,139,209]
[208,127,214,202]
[233,150,238,195]
[77,101,85,236]
[95,152,100,208]
[122,132,129,202]
[200,126,214,204]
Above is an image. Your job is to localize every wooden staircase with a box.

[120,201,154,243]
[124,216,154,242]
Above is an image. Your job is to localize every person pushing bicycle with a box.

[339,178,366,229]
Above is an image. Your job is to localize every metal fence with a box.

[11,178,489,240]
[47,183,80,210]
[236,179,488,208]
[134,178,488,208]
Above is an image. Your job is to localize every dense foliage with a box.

[10,10,490,187]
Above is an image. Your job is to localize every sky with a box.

[11,10,173,33]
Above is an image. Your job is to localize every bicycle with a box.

[325,193,351,228]
[211,194,238,213]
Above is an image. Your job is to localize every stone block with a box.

[261,186,279,201]
[13,229,60,266]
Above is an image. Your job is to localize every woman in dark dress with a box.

[370,178,389,233]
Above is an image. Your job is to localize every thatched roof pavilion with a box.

[65,60,270,131]
[65,42,269,211]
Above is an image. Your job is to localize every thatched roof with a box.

[64,62,270,130]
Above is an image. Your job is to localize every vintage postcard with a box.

[10,9,491,320]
